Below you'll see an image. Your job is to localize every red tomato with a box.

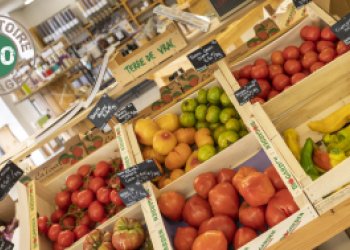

[110,190,124,206]
[256,79,271,99]
[77,164,91,177]
[310,61,325,72]
[57,230,75,247]
[182,194,212,227]
[271,51,285,65]
[232,70,240,79]
[239,202,266,231]
[66,174,83,192]
[300,25,321,41]
[254,58,268,66]
[284,59,302,75]
[239,65,253,78]
[268,89,280,100]
[232,167,257,190]
[319,47,336,63]
[216,168,236,183]
[264,165,286,190]
[291,72,307,85]
[268,64,283,79]
[321,27,337,41]
[62,216,75,230]
[88,201,106,222]
[336,41,350,55]
[199,215,236,242]
[194,172,217,199]
[108,176,123,190]
[301,51,318,69]
[55,191,71,210]
[88,177,105,193]
[272,74,290,91]
[96,187,111,204]
[158,191,185,221]
[317,40,335,52]
[71,191,79,205]
[77,189,94,209]
[38,216,49,234]
[251,64,269,79]
[234,227,257,249]
[73,225,89,239]
[251,97,265,104]
[51,209,65,223]
[266,189,299,227]
[94,161,110,178]
[174,227,198,250]
[238,78,249,87]
[299,41,316,55]
[53,242,65,250]
[48,224,62,242]
[282,46,300,60]
[192,230,227,250]
[77,213,92,227]
[208,182,239,218]
[237,172,276,207]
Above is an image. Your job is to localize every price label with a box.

[292,0,311,9]
[234,79,261,105]
[0,161,23,201]
[87,94,118,129]
[115,103,138,124]
[119,182,149,207]
[117,160,162,186]
[0,237,14,250]
[187,40,225,71]
[332,13,350,45]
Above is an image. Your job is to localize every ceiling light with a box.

[24,0,35,5]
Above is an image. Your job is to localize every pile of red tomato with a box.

[233,25,350,103]
[157,165,299,250]
[37,160,125,249]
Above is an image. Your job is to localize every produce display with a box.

[83,217,153,250]
[283,103,350,180]
[134,86,248,188]
[157,163,299,250]
[37,160,126,249]
[232,25,350,103]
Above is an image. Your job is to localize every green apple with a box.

[209,123,220,131]
[220,92,232,107]
[239,119,246,130]
[180,112,196,127]
[225,118,241,132]
[197,89,207,104]
[239,130,249,138]
[206,105,221,123]
[195,104,207,121]
[218,130,239,149]
[196,121,209,129]
[219,108,237,124]
[207,86,223,105]
[198,144,217,162]
[181,98,198,112]
[213,126,226,142]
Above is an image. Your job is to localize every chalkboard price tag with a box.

[0,161,23,201]
[115,103,138,124]
[87,94,118,129]
[187,40,226,71]
[234,79,261,105]
[332,13,350,45]
[292,0,311,9]
[119,182,149,207]
[117,160,162,186]
[0,237,14,250]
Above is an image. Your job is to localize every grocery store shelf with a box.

[134,2,159,18]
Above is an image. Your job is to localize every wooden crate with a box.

[143,133,317,250]
[108,23,188,85]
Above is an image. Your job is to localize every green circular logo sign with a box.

[0,34,17,78]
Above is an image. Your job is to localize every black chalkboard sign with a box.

[234,79,261,105]
[187,40,225,71]
[119,182,149,207]
[209,0,248,19]
[117,160,162,186]
[0,161,23,201]
[332,13,350,45]
[115,103,138,124]
[87,94,119,129]
[0,237,14,250]
[292,0,311,9]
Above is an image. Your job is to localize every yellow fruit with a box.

[142,147,166,164]
[165,143,192,170]
[158,176,168,189]
[155,113,180,132]
[135,118,160,146]
[153,130,177,155]
[163,178,173,187]
[170,169,185,181]
[195,128,214,147]
[185,151,201,172]
[175,128,196,144]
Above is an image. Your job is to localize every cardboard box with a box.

[80,128,116,154]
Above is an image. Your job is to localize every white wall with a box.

[10,0,76,29]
